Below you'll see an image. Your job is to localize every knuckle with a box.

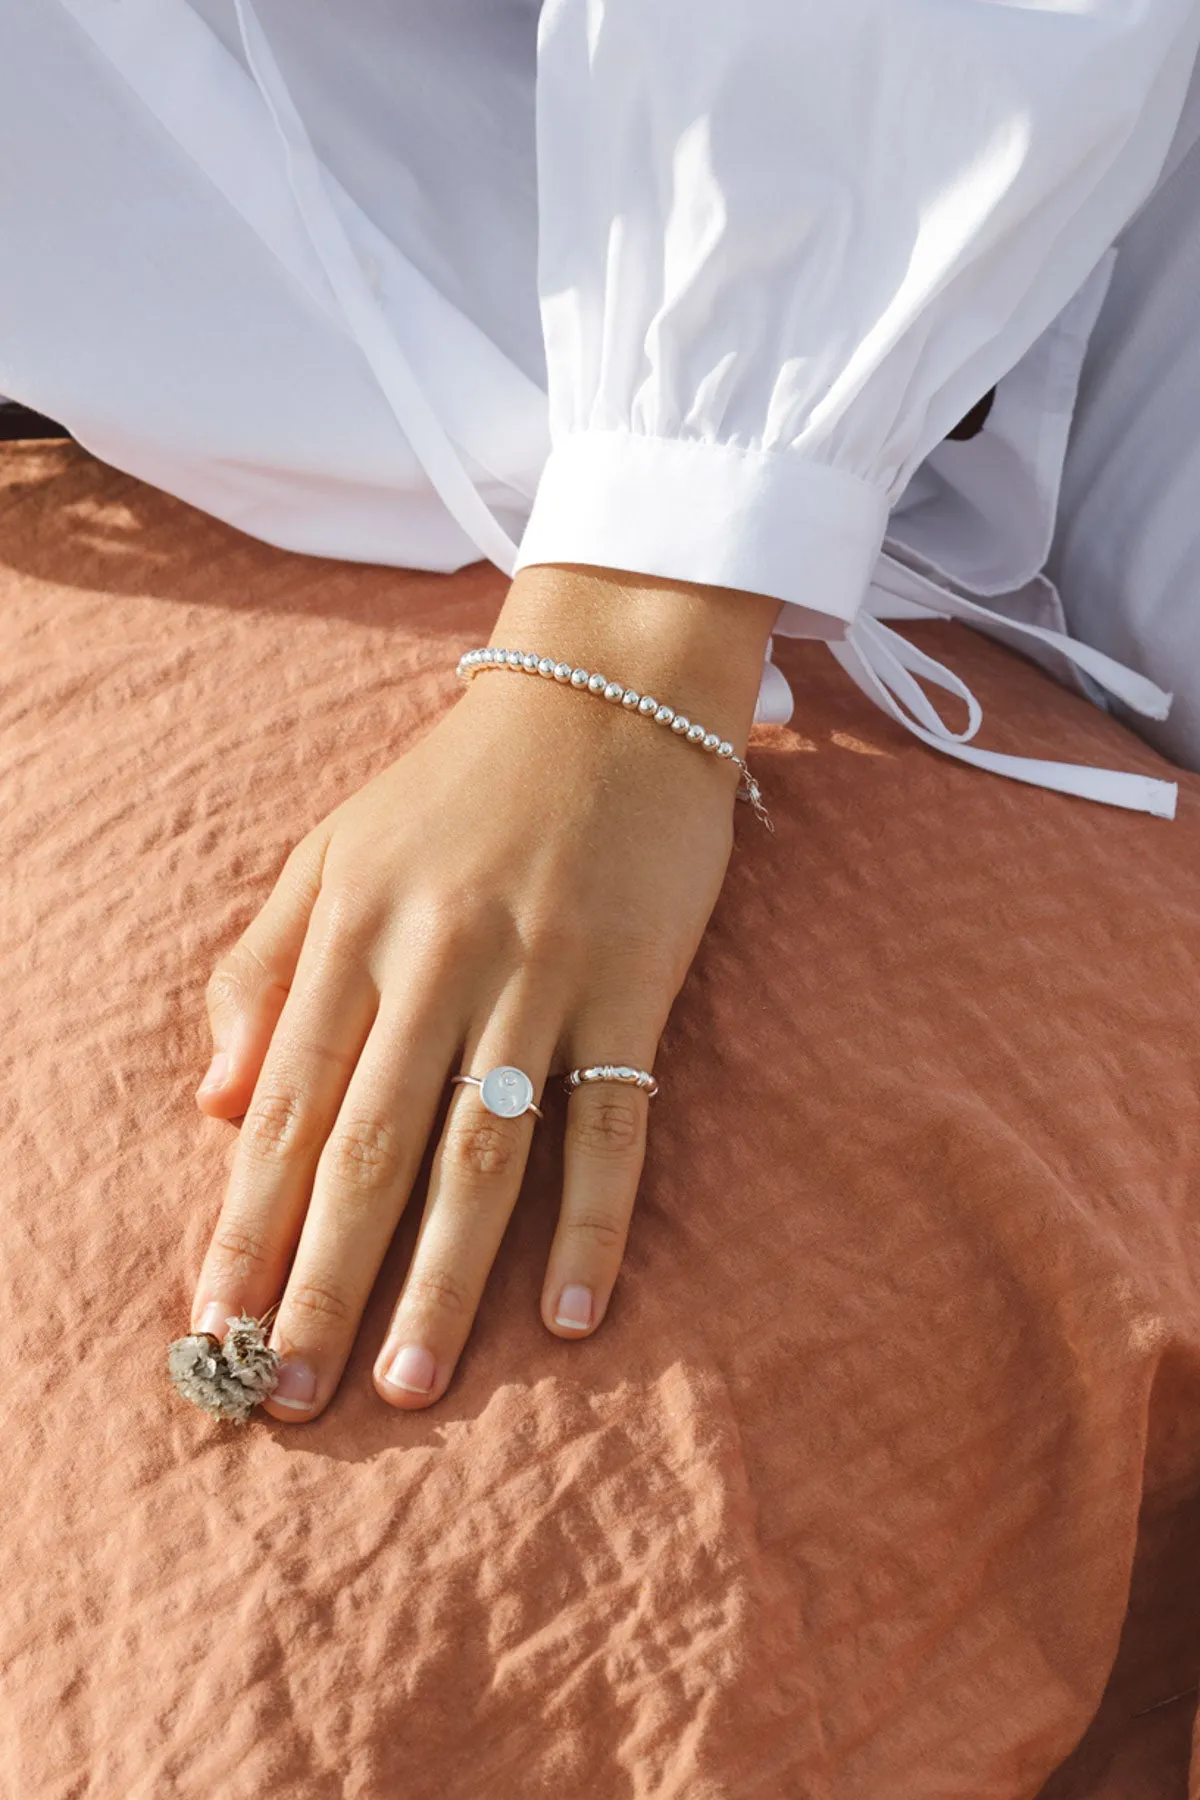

[204,963,250,1017]
[316,885,377,953]
[282,828,327,892]
[240,1089,316,1162]
[521,910,582,967]
[569,1097,642,1158]
[443,1116,521,1180]
[206,940,279,1008]
[208,1223,277,1284]
[564,1210,627,1255]
[404,1266,475,1323]
[204,964,238,1009]
[321,1114,404,1193]
[285,1280,355,1329]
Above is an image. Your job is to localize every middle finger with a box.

[373,984,561,1411]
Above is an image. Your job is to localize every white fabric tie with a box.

[834,612,1178,819]
[232,0,521,575]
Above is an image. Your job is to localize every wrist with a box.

[494,564,780,748]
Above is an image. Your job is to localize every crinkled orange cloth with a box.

[4,442,1200,1800]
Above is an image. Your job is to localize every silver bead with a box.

[522,652,539,672]
[570,668,590,688]
[506,650,523,670]
[554,662,572,682]
[654,705,674,725]
[622,690,640,709]
[604,681,624,703]
[686,722,706,743]
[717,740,734,759]
[587,672,607,694]
[638,696,657,716]
[617,1066,634,1080]
[670,714,689,734]
[538,657,555,678]
[703,731,720,751]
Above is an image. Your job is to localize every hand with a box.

[188,564,779,1418]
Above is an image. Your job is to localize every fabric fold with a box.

[231,0,524,572]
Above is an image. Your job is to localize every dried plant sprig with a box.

[166,1310,281,1424]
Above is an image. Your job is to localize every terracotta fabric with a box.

[4,440,1200,1800]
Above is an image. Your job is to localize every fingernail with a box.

[270,1357,318,1411]
[197,1051,229,1095]
[554,1285,593,1331]
[193,1300,232,1338]
[382,1344,436,1395]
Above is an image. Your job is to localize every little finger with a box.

[541,1026,660,1339]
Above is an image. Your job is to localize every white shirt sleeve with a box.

[513,0,1200,634]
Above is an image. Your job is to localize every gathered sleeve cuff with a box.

[513,431,889,633]
[516,0,1200,632]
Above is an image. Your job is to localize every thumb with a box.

[196,826,332,1117]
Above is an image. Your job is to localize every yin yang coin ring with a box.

[451,1065,544,1120]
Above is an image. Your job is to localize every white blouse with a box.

[12,0,1200,816]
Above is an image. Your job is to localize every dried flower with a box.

[166,1311,280,1424]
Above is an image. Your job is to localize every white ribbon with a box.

[233,0,521,574]
[835,613,1177,818]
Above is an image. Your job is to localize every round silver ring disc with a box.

[478,1065,535,1118]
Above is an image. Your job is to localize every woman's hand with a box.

[188,564,779,1419]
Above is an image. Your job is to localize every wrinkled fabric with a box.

[1050,65,1200,774]
[4,442,1200,1799]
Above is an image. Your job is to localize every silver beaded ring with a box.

[564,1065,659,1099]
[455,645,772,830]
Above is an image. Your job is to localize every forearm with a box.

[494,564,782,754]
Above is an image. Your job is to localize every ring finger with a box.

[373,984,560,1411]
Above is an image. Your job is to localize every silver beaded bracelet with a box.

[456,646,773,830]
